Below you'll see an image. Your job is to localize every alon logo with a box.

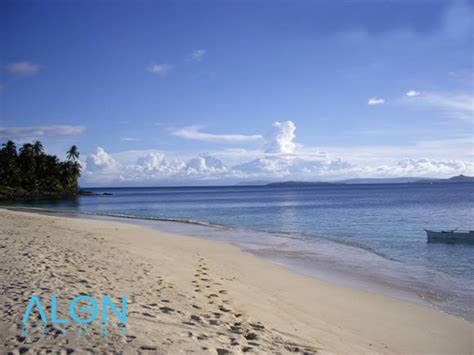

[21,295,127,337]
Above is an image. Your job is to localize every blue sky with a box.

[1,0,473,185]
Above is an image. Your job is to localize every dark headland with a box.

[0,140,82,201]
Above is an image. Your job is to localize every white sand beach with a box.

[0,208,472,354]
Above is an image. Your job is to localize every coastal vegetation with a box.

[0,140,81,199]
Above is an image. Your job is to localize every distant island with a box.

[0,140,82,200]
[235,180,271,186]
[414,175,474,184]
[266,175,474,187]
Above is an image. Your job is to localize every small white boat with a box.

[425,229,474,244]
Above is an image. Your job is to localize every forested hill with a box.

[0,140,81,200]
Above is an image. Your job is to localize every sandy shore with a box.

[0,209,472,354]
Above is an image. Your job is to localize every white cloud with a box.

[265,121,297,154]
[135,152,185,175]
[354,159,474,179]
[87,147,117,169]
[395,159,471,176]
[406,90,421,97]
[0,125,86,139]
[136,152,166,170]
[82,145,473,185]
[191,49,207,61]
[403,91,474,122]
[81,121,474,185]
[85,147,119,172]
[234,154,352,179]
[186,156,228,174]
[368,97,385,105]
[423,93,473,112]
[121,137,141,142]
[6,61,40,76]
[172,126,263,143]
[147,64,172,76]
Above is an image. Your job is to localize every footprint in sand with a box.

[230,325,243,334]
[218,305,232,313]
[140,345,158,351]
[159,306,175,314]
[126,335,136,343]
[244,331,258,341]
[190,315,202,322]
[250,322,265,331]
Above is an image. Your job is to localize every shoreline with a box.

[0,208,472,353]
[1,205,471,323]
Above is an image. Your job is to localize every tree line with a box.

[0,140,81,198]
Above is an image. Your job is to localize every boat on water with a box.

[425,229,474,244]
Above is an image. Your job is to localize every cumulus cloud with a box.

[172,126,263,143]
[396,159,471,175]
[82,146,473,185]
[363,159,474,178]
[406,90,421,97]
[135,152,185,176]
[190,49,207,61]
[147,64,172,76]
[82,148,232,185]
[186,156,228,175]
[368,97,385,105]
[234,155,352,179]
[6,61,40,76]
[136,152,166,170]
[0,125,86,139]
[265,121,296,154]
[81,121,474,185]
[85,147,119,172]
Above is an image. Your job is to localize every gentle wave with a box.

[0,206,419,265]
[3,206,232,230]
[81,211,233,230]
[80,210,406,264]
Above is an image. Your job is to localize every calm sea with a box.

[5,183,474,321]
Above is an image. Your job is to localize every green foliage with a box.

[0,140,81,196]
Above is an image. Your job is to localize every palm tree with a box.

[0,140,82,195]
[66,145,80,161]
[19,143,37,189]
[2,140,17,157]
[32,140,44,156]
[19,143,34,157]
[0,140,19,186]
